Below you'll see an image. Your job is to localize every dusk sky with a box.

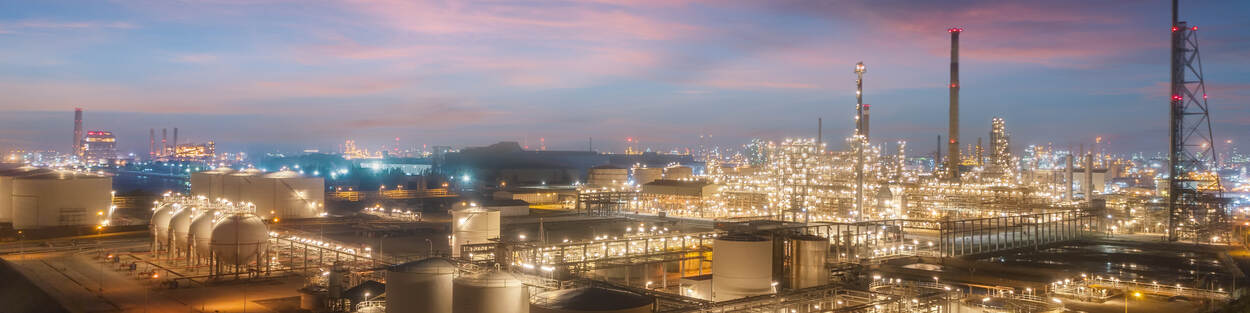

[1,0,1248,156]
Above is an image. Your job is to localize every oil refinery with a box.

[2,1,1250,313]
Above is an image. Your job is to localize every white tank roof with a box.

[390,258,456,274]
[455,271,523,288]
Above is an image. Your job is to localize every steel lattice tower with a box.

[1167,0,1224,242]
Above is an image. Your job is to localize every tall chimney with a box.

[947,27,963,181]
[863,104,871,138]
[935,135,942,173]
[1085,153,1095,201]
[817,118,823,152]
[1065,154,1074,202]
[149,128,155,157]
[173,128,179,153]
[73,108,83,157]
[161,128,168,156]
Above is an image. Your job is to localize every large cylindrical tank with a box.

[663,166,693,180]
[588,166,628,187]
[169,207,195,248]
[632,167,662,186]
[531,287,653,313]
[712,234,773,301]
[451,208,500,257]
[262,170,325,219]
[188,209,220,257]
[209,213,269,266]
[453,271,529,313]
[387,258,455,313]
[788,235,829,289]
[151,203,175,244]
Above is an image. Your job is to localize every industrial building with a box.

[190,168,326,219]
[81,130,117,164]
[0,165,112,229]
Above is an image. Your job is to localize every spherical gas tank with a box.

[387,258,455,313]
[210,213,269,266]
[188,209,220,257]
[170,207,196,247]
[151,203,176,243]
[453,271,529,313]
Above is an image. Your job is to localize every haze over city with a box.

[2,1,1250,313]
[1,0,1248,154]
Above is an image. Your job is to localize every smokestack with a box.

[1065,154,1074,202]
[173,128,178,153]
[1085,153,1095,202]
[817,118,822,152]
[73,108,83,157]
[863,104,871,138]
[947,27,963,181]
[935,135,942,173]
[149,129,155,157]
[161,128,168,156]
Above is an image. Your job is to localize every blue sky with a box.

[0,0,1248,156]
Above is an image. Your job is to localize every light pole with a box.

[1124,290,1141,313]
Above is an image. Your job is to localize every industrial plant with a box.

[1,1,1248,313]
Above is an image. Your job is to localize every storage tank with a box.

[9,170,112,230]
[222,169,262,205]
[451,208,500,257]
[712,234,773,301]
[261,170,325,219]
[151,203,176,245]
[169,207,196,249]
[190,168,233,200]
[531,287,653,313]
[453,271,529,313]
[663,166,693,180]
[788,235,829,289]
[386,258,455,313]
[632,167,663,186]
[188,209,220,258]
[209,213,269,266]
[587,165,628,187]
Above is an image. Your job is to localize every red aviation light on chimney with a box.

[950,83,958,88]
[947,27,963,33]
[1172,26,1179,32]
[1191,26,1198,31]
[1172,94,1183,101]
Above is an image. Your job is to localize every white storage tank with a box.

[386,258,455,313]
[587,165,628,187]
[712,234,773,301]
[151,203,176,246]
[453,271,529,313]
[190,168,233,200]
[222,169,262,205]
[210,213,269,266]
[531,287,654,313]
[261,170,325,219]
[663,166,693,180]
[169,207,196,250]
[788,235,829,289]
[451,208,500,257]
[9,169,112,230]
[632,167,663,186]
[188,209,220,258]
